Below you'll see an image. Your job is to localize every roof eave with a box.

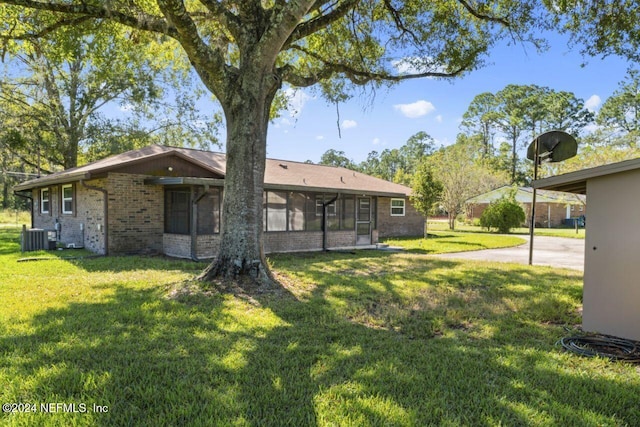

[144,177,226,187]
[534,157,640,194]
[12,171,90,192]
[264,183,407,197]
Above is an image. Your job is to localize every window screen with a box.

[165,190,190,234]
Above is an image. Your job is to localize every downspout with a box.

[190,185,209,261]
[80,180,109,256]
[13,190,34,229]
[322,194,339,252]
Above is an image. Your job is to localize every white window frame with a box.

[61,184,74,214]
[40,188,50,214]
[390,198,406,217]
[315,196,336,217]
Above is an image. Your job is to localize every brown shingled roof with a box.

[14,144,411,197]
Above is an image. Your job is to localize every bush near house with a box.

[479,198,526,233]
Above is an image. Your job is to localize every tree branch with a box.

[286,0,358,46]
[456,0,510,27]
[286,44,477,86]
[156,0,225,97]
[0,15,93,40]
[0,0,178,37]
[382,0,422,46]
[256,0,315,64]
[197,0,243,39]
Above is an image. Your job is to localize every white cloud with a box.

[342,119,357,129]
[284,87,312,118]
[275,117,293,128]
[435,115,443,123]
[316,135,325,140]
[392,57,447,76]
[583,123,602,134]
[372,138,381,145]
[393,100,435,118]
[585,94,601,112]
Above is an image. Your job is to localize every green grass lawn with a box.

[1,226,638,426]
[0,210,31,228]
[428,220,586,239]
[382,231,526,253]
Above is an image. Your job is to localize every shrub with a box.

[479,198,525,233]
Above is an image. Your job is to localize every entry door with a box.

[356,197,372,245]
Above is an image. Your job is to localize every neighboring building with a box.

[13,145,424,258]
[534,158,640,341]
[466,185,586,228]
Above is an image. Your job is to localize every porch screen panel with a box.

[289,192,306,231]
[326,196,340,230]
[266,191,287,231]
[371,197,377,229]
[165,190,190,234]
[305,194,321,231]
[197,188,221,235]
[341,196,355,230]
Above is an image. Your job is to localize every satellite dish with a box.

[526,130,577,163]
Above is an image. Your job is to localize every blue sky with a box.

[264,33,633,164]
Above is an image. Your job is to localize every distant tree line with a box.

[318,75,640,231]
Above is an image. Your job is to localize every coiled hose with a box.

[559,335,640,363]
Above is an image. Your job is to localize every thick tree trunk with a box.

[198,68,279,285]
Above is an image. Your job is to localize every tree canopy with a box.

[459,84,593,184]
[427,138,508,230]
[597,68,640,144]
[0,18,220,173]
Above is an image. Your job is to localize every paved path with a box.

[434,235,585,271]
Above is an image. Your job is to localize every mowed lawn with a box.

[1,226,638,426]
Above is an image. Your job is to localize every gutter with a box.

[13,171,90,192]
[80,180,109,256]
[13,190,34,229]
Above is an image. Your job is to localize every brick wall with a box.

[196,235,221,259]
[106,173,164,254]
[32,180,107,253]
[264,231,324,253]
[264,230,361,253]
[163,234,191,258]
[377,197,424,238]
[327,230,357,248]
[33,186,58,236]
[524,202,577,228]
[78,179,107,253]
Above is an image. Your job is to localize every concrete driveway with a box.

[434,235,585,271]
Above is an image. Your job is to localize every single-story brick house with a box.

[466,185,586,228]
[14,144,424,258]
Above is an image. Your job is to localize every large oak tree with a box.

[0,1,552,285]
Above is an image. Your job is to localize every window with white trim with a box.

[40,188,50,214]
[61,184,74,214]
[315,195,336,217]
[390,198,405,216]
